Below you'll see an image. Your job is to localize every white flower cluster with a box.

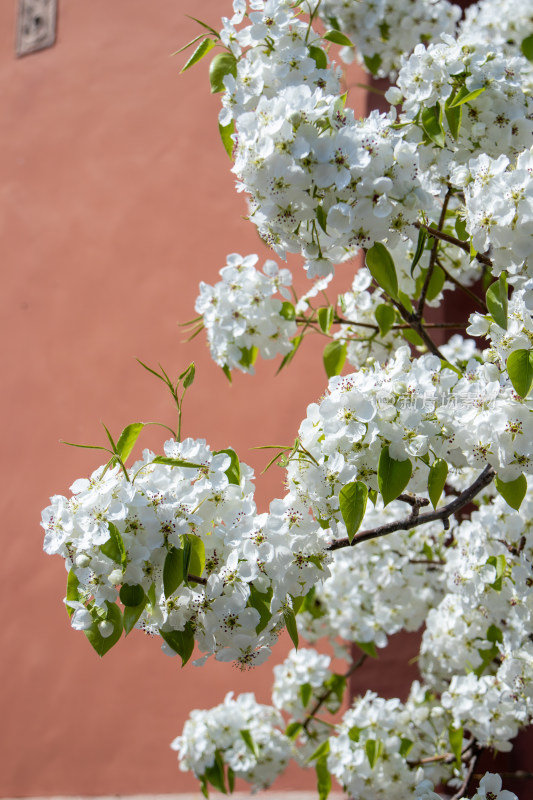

[328,684,459,800]
[415,773,519,800]
[287,347,532,517]
[463,149,533,280]
[171,691,291,791]
[220,0,427,277]
[195,253,296,373]
[272,646,339,721]
[318,0,460,79]
[297,498,449,650]
[41,437,331,667]
[388,34,533,193]
[420,486,533,751]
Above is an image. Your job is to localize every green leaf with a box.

[366,243,399,300]
[100,522,126,565]
[447,85,487,107]
[421,104,446,148]
[239,345,258,370]
[455,217,468,241]
[284,608,299,650]
[428,458,448,509]
[159,621,195,666]
[147,582,156,607]
[291,593,305,615]
[185,534,206,577]
[487,624,503,644]
[180,362,196,388]
[445,99,463,140]
[339,481,368,543]
[424,265,446,302]
[286,721,303,739]
[507,349,533,397]
[495,473,527,511]
[280,301,296,320]
[209,52,237,93]
[323,340,346,378]
[300,682,313,707]
[448,725,463,768]
[368,488,378,506]
[402,328,424,347]
[248,585,273,635]
[487,554,507,592]
[365,739,382,768]
[123,597,147,635]
[398,290,414,314]
[318,306,334,334]
[378,446,413,506]
[348,726,361,742]
[316,756,331,800]
[116,423,144,464]
[308,44,328,69]
[409,228,427,277]
[218,119,235,159]
[355,640,378,658]
[521,34,533,62]
[375,304,395,337]
[227,767,235,794]
[240,729,259,757]
[308,739,330,763]
[214,447,241,485]
[84,602,123,657]
[323,30,354,47]
[363,53,382,76]
[400,738,414,758]
[222,364,232,383]
[300,585,326,620]
[180,37,216,73]
[163,547,184,597]
[66,569,80,618]
[277,334,303,374]
[119,583,145,607]
[204,750,227,794]
[324,673,347,706]
[185,15,220,38]
[152,456,203,469]
[486,273,508,330]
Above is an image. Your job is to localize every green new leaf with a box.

[421,104,446,148]
[356,640,378,658]
[324,673,347,706]
[445,101,463,141]
[424,265,446,302]
[378,446,413,506]
[455,216,468,241]
[277,334,303,374]
[180,37,216,73]
[308,44,328,70]
[316,757,331,800]
[428,458,448,509]
[284,608,299,650]
[447,84,487,107]
[239,345,258,370]
[363,53,382,76]
[159,621,195,666]
[119,583,145,607]
[365,739,383,769]
[487,624,503,644]
[286,721,303,740]
[339,481,368,543]
[116,423,144,464]
[222,364,232,383]
[280,301,296,320]
[180,362,196,388]
[215,447,241,485]
[486,273,508,330]
[323,30,354,47]
[66,569,80,618]
[152,456,203,468]
[487,554,507,592]
[448,725,463,768]
[348,726,361,742]
[240,729,259,757]
[495,473,527,511]
[163,547,184,597]
[366,242,399,300]
[209,52,237,93]
[219,119,235,159]
[300,682,313,707]
[204,750,227,794]
[318,306,334,334]
[248,585,273,634]
[147,582,156,607]
[507,349,533,397]
[400,738,414,758]
[185,534,205,578]
[84,602,123,657]
[123,596,147,636]
[308,739,330,763]
[323,340,346,378]
[409,228,427,276]
[375,304,395,337]
[100,521,126,564]
[522,34,533,62]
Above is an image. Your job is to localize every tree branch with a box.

[302,653,367,732]
[328,465,496,551]
[415,222,492,268]
[416,190,451,321]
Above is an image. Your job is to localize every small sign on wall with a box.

[16,0,57,57]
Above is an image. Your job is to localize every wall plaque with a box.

[16,0,57,57]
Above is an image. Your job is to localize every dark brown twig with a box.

[415,222,492,268]
[302,653,367,732]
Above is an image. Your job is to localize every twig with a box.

[415,222,492,268]
[187,573,207,586]
[450,748,480,800]
[302,653,367,731]
[328,465,495,551]
[436,258,488,313]
[416,190,451,320]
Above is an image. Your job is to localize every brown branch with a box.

[416,190,451,320]
[187,573,207,586]
[415,222,493,268]
[302,653,367,732]
[436,258,488,313]
[328,465,496,552]
[330,317,466,331]
[449,747,480,800]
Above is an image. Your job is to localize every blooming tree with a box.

[41,0,533,798]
